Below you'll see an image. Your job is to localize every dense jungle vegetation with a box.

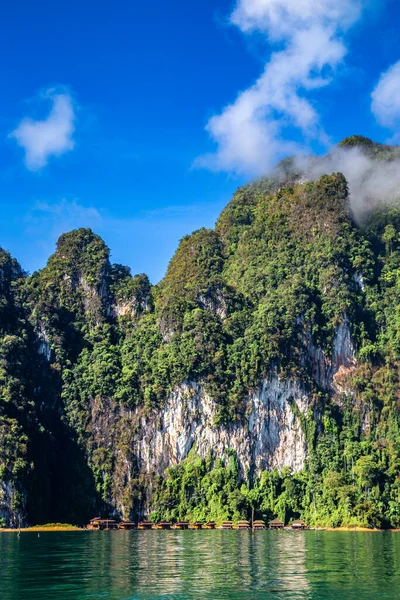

[2,136,400,529]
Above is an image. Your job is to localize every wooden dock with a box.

[156,522,172,530]
[118,522,136,530]
[87,517,309,531]
[174,522,190,530]
[138,521,154,530]
[88,518,118,530]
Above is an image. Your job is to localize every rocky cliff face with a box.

[86,317,356,518]
[0,481,25,528]
[87,376,310,517]
[136,377,308,477]
[306,315,356,395]
[3,155,399,528]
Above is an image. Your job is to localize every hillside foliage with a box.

[2,138,400,528]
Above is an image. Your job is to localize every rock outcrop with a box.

[136,377,308,477]
[87,374,313,517]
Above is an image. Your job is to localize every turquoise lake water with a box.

[1,530,400,599]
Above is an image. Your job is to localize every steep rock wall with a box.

[88,375,310,516]
[0,481,25,527]
[136,377,309,477]
[306,315,356,394]
[86,318,357,517]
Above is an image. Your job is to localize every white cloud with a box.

[294,145,400,223]
[197,0,365,176]
[10,90,76,171]
[231,0,362,36]
[371,61,400,129]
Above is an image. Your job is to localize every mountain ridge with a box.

[1,137,400,529]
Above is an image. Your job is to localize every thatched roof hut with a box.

[252,520,266,530]
[269,518,284,529]
[236,520,250,530]
[291,520,308,530]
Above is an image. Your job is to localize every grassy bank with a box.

[0,523,83,532]
[313,526,385,532]
[1,522,397,533]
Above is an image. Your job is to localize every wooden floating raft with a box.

[87,517,102,530]
[88,519,118,530]
[118,522,136,530]
[157,522,173,530]
[138,521,154,530]
[269,519,284,530]
[174,522,190,530]
[87,517,308,531]
[291,520,309,530]
[236,520,250,530]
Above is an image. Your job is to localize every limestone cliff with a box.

[2,143,400,529]
[85,317,356,519]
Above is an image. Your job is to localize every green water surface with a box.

[0,530,399,599]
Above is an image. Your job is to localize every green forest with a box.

[2,136,400,529]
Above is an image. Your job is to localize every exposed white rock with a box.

[197,289,228,319]
[112,298,150,319]
[112,301,134,318]
[332,317,356,369]
[86,318,359,516]
[353,272,365,291]
[88,375,310,517]
[37,324,51,361]
[306,315,356,393]
[135,376,309,478]
[79,273,108,324]
[0,481,25,527]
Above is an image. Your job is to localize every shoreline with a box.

[0,526,83,532]
[0,525,397,533]
[313,526,388,532]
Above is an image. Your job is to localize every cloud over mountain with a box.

[197,0,365,176]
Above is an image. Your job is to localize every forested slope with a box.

[2,137,400,528]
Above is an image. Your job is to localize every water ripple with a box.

[0,531,400,599]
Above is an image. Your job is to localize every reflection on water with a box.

[1,531,400,599]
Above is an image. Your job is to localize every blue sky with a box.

[1,0,400,282]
